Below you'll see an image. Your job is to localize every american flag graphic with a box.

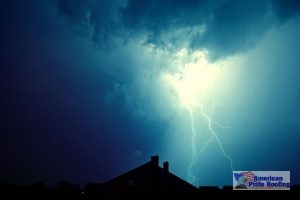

[242,171,256,186]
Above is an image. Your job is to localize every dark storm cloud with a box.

[121,0,298,59]
[55,0,127,47]
[189,0,273,59]
[54,0,300,60]
[272,0,300,21]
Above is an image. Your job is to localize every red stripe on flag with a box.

[242,171,256,186]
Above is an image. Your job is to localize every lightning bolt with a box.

[186,103,235,185]
[186,106,197,183]
[186,105,214,183]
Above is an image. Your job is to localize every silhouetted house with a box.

[103,155,197,196]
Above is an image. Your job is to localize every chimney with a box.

[150,155,159,167]
[163,161,169,172]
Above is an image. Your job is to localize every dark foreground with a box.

[1,181,299,199]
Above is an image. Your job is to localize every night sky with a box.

[1,0,300,188]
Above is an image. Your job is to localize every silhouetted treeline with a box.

[1,181,299,199]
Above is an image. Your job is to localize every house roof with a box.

[104,155,197,193]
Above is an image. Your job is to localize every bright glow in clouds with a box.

[161,49,236,184]
[162,50,222,107]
